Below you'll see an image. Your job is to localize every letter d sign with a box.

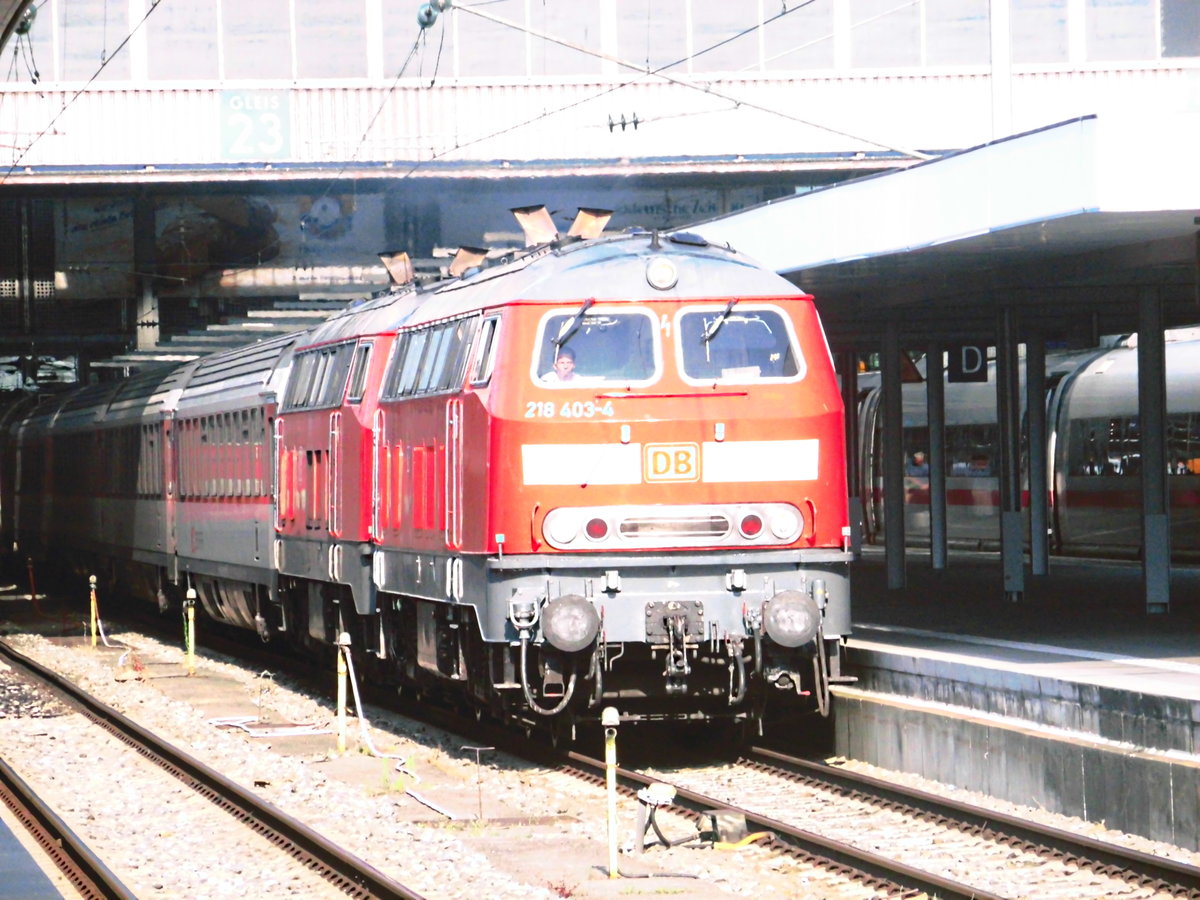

[948,343,988,383]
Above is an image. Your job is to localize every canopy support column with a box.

[882,321,906,590]
[1026,332,1049,576]
[1137,288,1170,615]
[996,306,1024,601]
[926,341,948,570]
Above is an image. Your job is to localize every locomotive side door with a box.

[328,410,342,539]
[445,397,463,550]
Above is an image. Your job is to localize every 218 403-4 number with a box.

[525,400,615,419]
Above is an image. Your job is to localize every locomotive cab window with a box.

[676,305,804,384]
[533,307,659,386]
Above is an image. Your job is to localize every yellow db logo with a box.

[644,443,699,482]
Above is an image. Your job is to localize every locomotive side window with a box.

[533,308,658,386]
[346,342,373,404]
[417,327,453,393]
[384,331,426,397]
[676,306,804,384]
[382,316,481,399]
[283,342,356,410]
[283,353,316,408]
[470,315,501,386]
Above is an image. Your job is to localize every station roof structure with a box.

[693,114,1200,352]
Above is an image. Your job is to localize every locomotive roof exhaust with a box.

[567,208,613,240]
[378,251,414,286]
[448,246,489,278]
[512,205,558,246]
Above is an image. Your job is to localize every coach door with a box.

[164,414,178,563]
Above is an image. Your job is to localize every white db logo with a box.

[644,443,699,482]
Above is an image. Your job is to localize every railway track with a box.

[0,756,133,900]
[0,638,423,900]
[557,743,1200,900]
[7,603,1199,899]
[748,746,1200,897]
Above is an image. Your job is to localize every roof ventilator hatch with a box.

[567,208,613,240]
[512,205,559,247]
[448,246,489,278]
[378,251,414,286]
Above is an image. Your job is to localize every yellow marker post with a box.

[184,588,197,676]
[602,706,620,878]
[88,576,98,649]
[335,632,350,755]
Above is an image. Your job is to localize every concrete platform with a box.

[835,549,1200,850]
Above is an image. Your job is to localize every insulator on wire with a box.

[417,3,438,28]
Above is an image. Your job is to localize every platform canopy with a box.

[693,114,1200,350]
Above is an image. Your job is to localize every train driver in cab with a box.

[541,345,579,382]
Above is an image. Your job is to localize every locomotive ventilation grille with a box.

[619,514,729,538]
[542,503,804,550]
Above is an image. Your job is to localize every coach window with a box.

[947,424,997,476]
[676,306,803,384]
[1168,413,1200,475]
[533,308,659,386]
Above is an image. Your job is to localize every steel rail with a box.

[0,638,424,900]
[564,747,1004,900]
[750,744,1200,894]
[0,756,136,900]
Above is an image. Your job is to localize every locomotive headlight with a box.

[763,589,819,648]
[541,594,600,653]
[545,510,581,545]
[768,506,802,541]
[645,256,678,290]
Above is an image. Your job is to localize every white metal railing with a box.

[0,65,1196,174]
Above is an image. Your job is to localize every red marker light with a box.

[739,514,763,538]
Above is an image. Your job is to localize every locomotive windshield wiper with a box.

[554,297,595,347]
[701,297,738,342]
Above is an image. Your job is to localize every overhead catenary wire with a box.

[450,1,934,161]
[1,0,167,183]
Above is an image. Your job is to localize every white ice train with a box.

[857,326,1200,560]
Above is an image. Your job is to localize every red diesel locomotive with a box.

[1,208,853,733]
